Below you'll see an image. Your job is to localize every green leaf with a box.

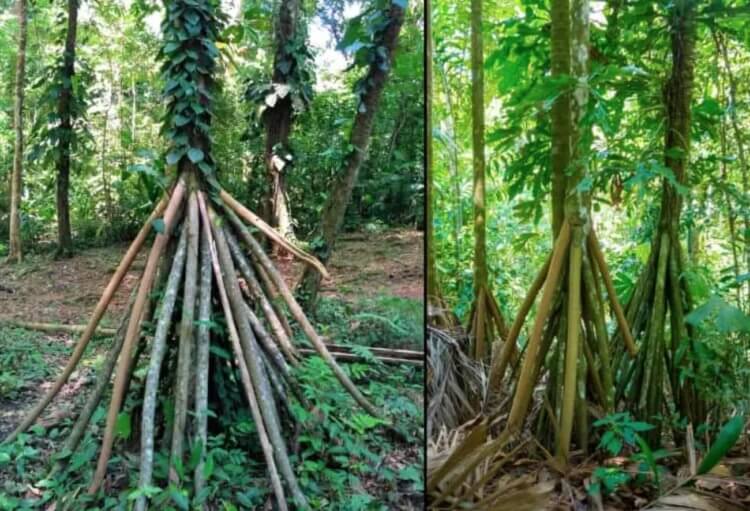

[187,147,204,163]
[634,434,659,488]
[198,161,213,174]
[127,485,162,500]
[174,114,191,127]
[188,440,203,470]
[209,345,231,359]
[152,218,166,234]
[164,42,180,53]
[203,452,215,480]
[698,416,744,475]
[116,412,131,440]
[169,486,189,510]
[629,422,655,432]
[166,150,182,165]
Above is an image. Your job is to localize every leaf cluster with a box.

[160,0,226,186]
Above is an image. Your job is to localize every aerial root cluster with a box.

[430,220,639,503]
[3,173,381,510]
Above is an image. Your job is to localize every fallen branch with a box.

[0,320,117,336]
[297,348,423,366]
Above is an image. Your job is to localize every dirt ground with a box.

[0,228,423,327]
[0,228,424,507]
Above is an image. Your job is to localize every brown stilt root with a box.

[5,172,382,507]
[2,192,170,445]
[7,0,385,500]
[89,178,186,494]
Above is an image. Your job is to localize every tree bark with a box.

[298,4,405,307]
[550,0,571,237]
[466,0,508,361]
[8,0,27,263]
[55,0,79,258]
[263,0,301,241]
[471,0,487,292]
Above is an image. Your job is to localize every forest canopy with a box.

[0,0,424,256]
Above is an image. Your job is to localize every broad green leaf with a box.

[115,412,131,440]
[187,147,204,163]
[152,218,166,234]
[698,416,744,475]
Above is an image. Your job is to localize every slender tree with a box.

[55,0,79,257]
[714,30,750,308]
[426,0,453,327]
[466,0,508,361]
[8,0,27,263]
[484,0,635,461]
[613,0,703,444]
[298,1,405,307]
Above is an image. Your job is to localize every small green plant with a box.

[0,327,67,399]
[314,295,423,350]
[588,413,664,497]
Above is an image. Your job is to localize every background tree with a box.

[8,0,27,263]
[259,0,311,241]
[298,0,407,307]
[55,0,80,257]
[613,0,702,445]
[466,0,507,361]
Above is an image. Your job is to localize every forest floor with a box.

[0,227,423,326]
[427,326,750,511]
[0,228,423,508]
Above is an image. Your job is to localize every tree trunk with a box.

[55,0,79,258]
[437,61,464,300]
[466,0,508,361]
[715,30,750,309]
[298,4,405,306]
[263,0,300,242]
[549,0,571,238]
[491,0,624,462]
[470,0,486,293]
[616,0,700,443]
[8,0,27,263]
[101,79,113,227]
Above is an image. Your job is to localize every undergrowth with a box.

[313,294,423,350]
[0,295,423,509]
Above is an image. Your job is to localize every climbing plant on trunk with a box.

[298,0,405,308]
[245,0,313,242]
[466,0,508,361]
[3,0,381,507]
[8,0,27,264]
[55,0,79,257]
